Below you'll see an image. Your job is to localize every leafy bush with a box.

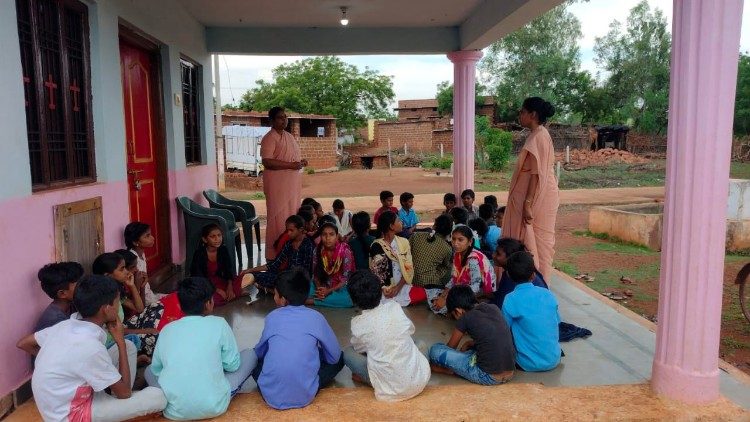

[486,130,513,171]
[305,167,316,175]
[423,155,453,170]
[476,116,513,171]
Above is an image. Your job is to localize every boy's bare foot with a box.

[351,373,367,384]
[430,364,454,375]
[137,354,152,367]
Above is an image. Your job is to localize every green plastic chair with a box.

[175,196,241,277]
[203,189,261,262]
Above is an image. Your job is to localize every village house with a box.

[222,110,339,170]
[394,96,497,122]
[346,96,497,168]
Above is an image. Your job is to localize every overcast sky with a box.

[217,0,750,107]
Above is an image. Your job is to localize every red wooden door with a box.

[120,41,167,272]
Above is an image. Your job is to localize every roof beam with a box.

[206,27,459,55]
[459,0,565,50]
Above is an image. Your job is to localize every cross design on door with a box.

[44,74,57,110]
[69,79,81,112]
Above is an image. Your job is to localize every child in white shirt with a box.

[329,199,353,238]
[125,221,165,306]
[16,275,166,422]
[343,270,430,401]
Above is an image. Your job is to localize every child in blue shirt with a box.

[502,251,561,372]
[479,204,501,249]
[145,277,255,420]
[491,238,548,308]
[252,267,344,410]
[398,192,419,237]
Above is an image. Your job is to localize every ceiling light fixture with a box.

[340,7,349,26]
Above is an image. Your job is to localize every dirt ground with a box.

[303,168,455,197]
[552,205,750,375]
[9,384,746,421]
[228,167,503,198]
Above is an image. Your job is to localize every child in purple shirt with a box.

[252,267,343,410]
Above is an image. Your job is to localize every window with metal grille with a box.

[181,58,202,165]
[16,0,95,191]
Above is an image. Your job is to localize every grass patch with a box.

[582,262,661,300]
[224,191,265,201]
[721,337,750,350]
[722,284,747,324]
[558,162,665,190]
[727,249,750,259]
[730,161,750,180]
[470,158,750,193]
[573,230,655,254]
[554,261,579,277]
[592,242,655,256]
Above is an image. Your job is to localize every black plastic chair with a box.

[175,197,242,276]
[203,189,261,263]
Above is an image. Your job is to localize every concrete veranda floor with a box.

[216,269,750,408]
[10,267,750,421]
[9,240,750,420]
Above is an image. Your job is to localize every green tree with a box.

[735,52,750,135]
[593,0,671,134]
[480,1,591,123]
[475,116,513,171]
[435,81,486,116]
[237,56,395,130]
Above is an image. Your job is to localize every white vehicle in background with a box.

[223,125,271,177]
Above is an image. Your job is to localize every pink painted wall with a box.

[0,164,216,397]
[168,164,218,264]
[0,181,128,395]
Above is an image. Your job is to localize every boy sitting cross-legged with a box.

[502,251,561,372]
[397,192,419,238]
[252,266,344,409]
[374,190,398,225]
[145,277,256,420]
[343,270,430,401]
[17,275,167,422]
[429,285,516,385]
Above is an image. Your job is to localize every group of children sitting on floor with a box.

[17,191,562,421]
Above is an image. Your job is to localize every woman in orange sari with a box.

[261,107,308,260]
[503,97,559,282]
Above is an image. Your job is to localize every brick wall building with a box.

[374,120,434,152]
[394,97,496,123]
[221,110,338,171]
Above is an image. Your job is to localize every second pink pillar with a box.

[448,50,483,197]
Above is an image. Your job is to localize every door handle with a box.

[128,169,143,191]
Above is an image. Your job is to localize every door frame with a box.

[118,21,173,277]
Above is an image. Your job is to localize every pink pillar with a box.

[652,0,744,403]
[448,50,482,196]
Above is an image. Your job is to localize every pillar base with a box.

[651,360,720,404]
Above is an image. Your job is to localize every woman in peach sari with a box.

[261,107,307,260]
[502,97,559,282]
